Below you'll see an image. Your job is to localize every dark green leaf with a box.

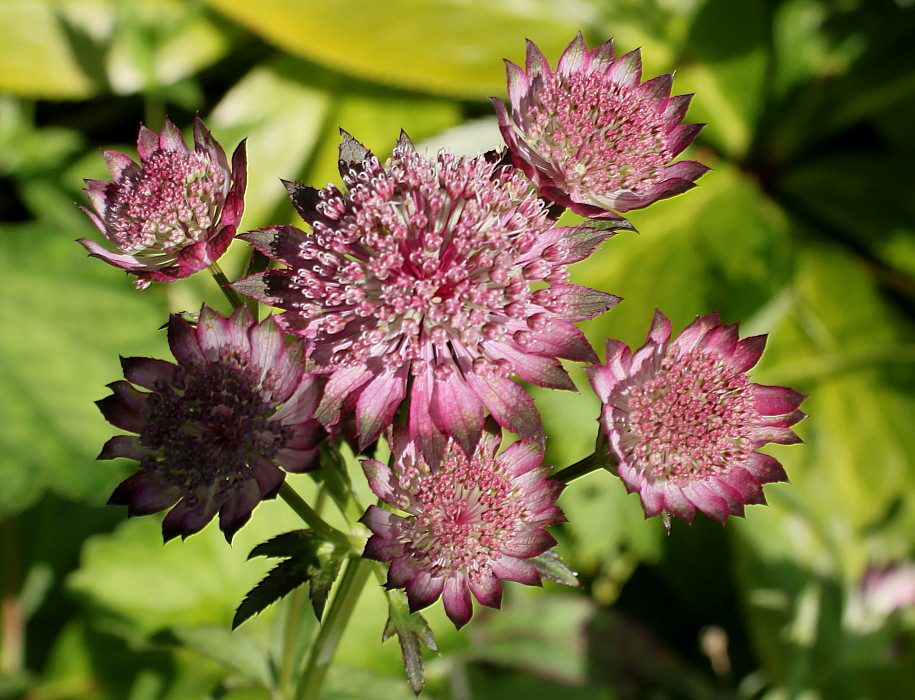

[382,591,438,696]
[247,529,316,560]
[234,529,346,628]
[530,550,580,588]
[234,559,313,629]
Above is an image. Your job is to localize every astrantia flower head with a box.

[234,131,619,461]
[360,422,564,628]
[492,33,709,220]
[585,311,806,527]
[78,115,246,289]
[97,305,325,541]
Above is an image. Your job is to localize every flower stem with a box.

[208,261,245,311]
[1,519,23,675]
[551,451,618,484]
[278,585,308,697]
[278,482,353,549]
[295,555,371,700]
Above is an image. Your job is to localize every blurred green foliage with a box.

[1,0,914,698]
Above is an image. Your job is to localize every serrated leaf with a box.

[234,529,346,627]
[382,591,438,695]
[530,550,580,588]
[233,558,315,630]
[247,529,316,560]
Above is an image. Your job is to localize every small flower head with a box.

[79,115,246,289]
[360,422,564,628]
[234,131,619,461]
[492,33,709,220]
[97,305,325,541]
[585,311,806,526]
[861,562,915,615]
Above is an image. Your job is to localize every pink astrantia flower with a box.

[97,305,325,541]
[861,562,915,616]
[234,131,619,461]
[360,422,564,628]
[492,33,709,220]
[78,115,246,289]
[585,311,806,526]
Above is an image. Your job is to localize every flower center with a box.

[396,448,523,578]
[140,357,286,499]
[627,352,757,484]
[523,72,669,199]
[108,150,227,255]
[294,147,563,375]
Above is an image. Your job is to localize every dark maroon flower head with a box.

[360,421,564,628]
[97,305,325,541]
[585,310,806,527]
[233,131,619,463]
[78,115,246,289]
[492,33,709,220]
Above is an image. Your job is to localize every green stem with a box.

[278,586,307,697]
[1,518,23,675]
[295,555,372,700]
[551,451,618,484]
[316,443,366,523]
[209,261,245,311]
[278,483,353,548]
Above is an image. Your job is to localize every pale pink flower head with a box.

[360,422,564,628]
[97,305,325,541]
[492,33,709,220]
[234,131,619,462]
[585,311,806,526]
[861,562,915,617]
[78,115,246,289]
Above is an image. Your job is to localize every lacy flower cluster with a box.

[83,34,805,627]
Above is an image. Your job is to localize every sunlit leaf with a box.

[67,497,303,638]
[105,0,231,95]
[0,0,97,98]
[0,221,168,517]
[203,0,595,97]
[677,0,769,157]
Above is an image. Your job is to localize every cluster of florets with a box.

[79,115,247,289]
[233,132,619,463]
[82,33,805,628]
[98,305,325,541]
[361,422,563,627]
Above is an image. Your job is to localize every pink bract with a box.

[585,310,806,526]
[78,115,246,289]
[233,131,619,462]
[360,422,564,628]
[97,305,325,541]
[492,33,709,220]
